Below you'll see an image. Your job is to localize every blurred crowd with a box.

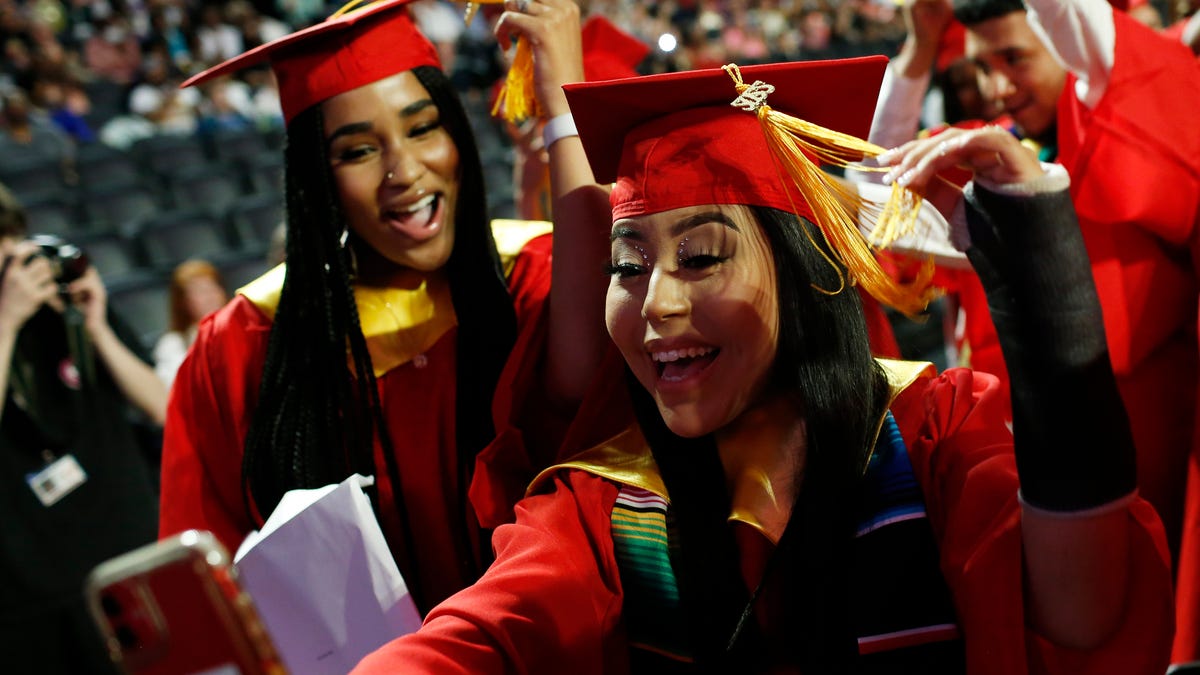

[0,0,920,160]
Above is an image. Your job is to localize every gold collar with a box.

[533,359,936,544]
[239,264,456,377]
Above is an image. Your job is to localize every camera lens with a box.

[100,593,123,617]
[26,234,90,285]
[115,624,141,650]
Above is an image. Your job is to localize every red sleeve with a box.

[896,369,1174,675]
[158,296,269,553]
[354,470,626,675]
[472,233,633,528]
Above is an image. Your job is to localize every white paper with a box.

[233,475,421,675]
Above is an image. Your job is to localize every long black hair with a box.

[630,206,890,671]
[242,65,515,592]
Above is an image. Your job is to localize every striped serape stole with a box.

[610,485,691,664]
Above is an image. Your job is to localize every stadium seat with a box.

[108,276,171,350]
[138,209,237,270]
[169,164,248,215]
[75,143,144,193]
[73,229,146,282]
[131,134,211,185]
[0,156,69,200]
[227,192,284,249]
[86,185,165,234]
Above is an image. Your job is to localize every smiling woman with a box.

[353,58,1174,675]
[157,0,609,618]
[606,205,779,439]
[323,74,460,274]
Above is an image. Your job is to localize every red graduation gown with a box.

[352,367,1173,674]
[1052,12,1200,661]
[158,230,554,612]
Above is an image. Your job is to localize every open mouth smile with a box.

[651,346,720,383]
[383,192,443,242]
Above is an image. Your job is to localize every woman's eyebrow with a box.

[400,98,436,118]
[670,211,739,237]
[611,225,642,242]
[611,212,738,242]
[326,121,372,145]
[324,99,437,146]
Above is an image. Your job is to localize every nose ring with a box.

[386,170,395,180]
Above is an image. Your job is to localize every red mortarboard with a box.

[564,57,938,316]
[181,0,440,124]
[563,57,886,219]
[935,20,966,74]
[581,16,651,82]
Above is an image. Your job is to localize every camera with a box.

[27,234,90,291]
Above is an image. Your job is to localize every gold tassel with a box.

[455,1,539,123]
[329,0,375,18]
[724,64,939,317]
[491,38,540,123]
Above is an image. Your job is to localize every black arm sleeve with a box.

[963,183,1136,512]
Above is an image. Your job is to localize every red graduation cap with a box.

[564,57,885,218]
[563,57,938,316]
[581,16,651,82]
[181,0,441,124]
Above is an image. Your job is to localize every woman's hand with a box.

[877,126,1043,215]
[878,125,1043,188]
[494,0,585,118]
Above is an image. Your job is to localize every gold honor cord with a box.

[724,64,938,318]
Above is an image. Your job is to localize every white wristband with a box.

[542,113,578,149]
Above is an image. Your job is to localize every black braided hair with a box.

[242,65,515,598]
[631,207,890,671]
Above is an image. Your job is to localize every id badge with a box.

[26,453,88,507]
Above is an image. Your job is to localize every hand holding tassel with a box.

[487,0,584,123]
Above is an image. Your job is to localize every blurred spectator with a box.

[241,64,283,129]
[0,182,161,674]
[276,0,324,29]
[83,14,140,85]
[194,3,243,66]
[195,75,253,135]
[147,4,194,71]
[154,259,228,390]
[0,87,74,170]
[225,0,289,50]
[934,55,1003,126]
[799,9,839,57]
[126,50,199,134]
[723,5,770,61]
[2,34,36,92]
[412,0,465,71]
[30,75,95,143]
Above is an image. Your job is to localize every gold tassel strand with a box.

[724,64,938,317]
[491,39,540,123]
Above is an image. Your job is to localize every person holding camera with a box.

[0,183,164,673]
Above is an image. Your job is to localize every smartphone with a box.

[86,530,286,675]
